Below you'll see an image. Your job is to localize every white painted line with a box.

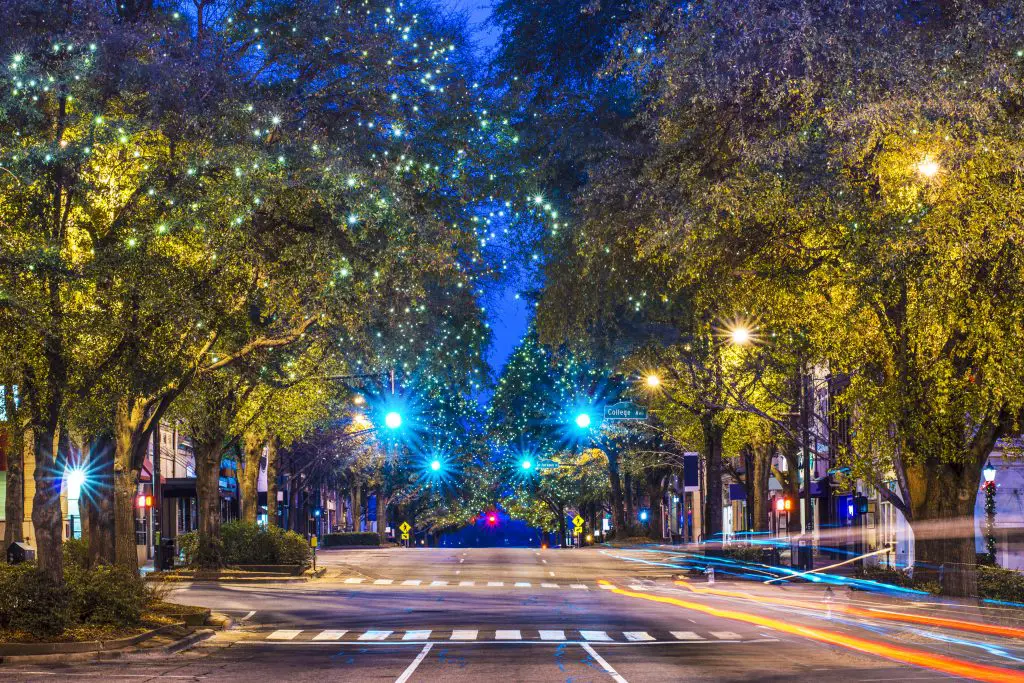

[549,571,555,577]
[514,582,531,588]
[495,629,521,640]
[403,630,431,641]
[240,610,256,621]
[627,584,646,591]
[671,631,701,640]
[359,630,393,641]
[624,631,655,642]
[344,578,366,584]
[459,581,475,586]
[455,570,461,575]
[541,559,547,564]
[401,579,421,586]
[571,584,589,590]
[430,580,448,586]
[710,631,742,640]
[581,630,612,642]
[599,584,615,590]
[450,629,478,640]
[313,630,348,641]
[539,630,566,641]
[374,579,394,585]
[487,581,504,587]
[541,583,559,588]
[581,642,629,683]
[459,558,465,563]
[267,630,302,640]
[395,642,433,683]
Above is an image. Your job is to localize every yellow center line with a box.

[597,580,1021,683]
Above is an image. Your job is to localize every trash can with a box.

[791,537,812,571]
[7,541,35,564]
[760,546,781,566]
[160,538,176,570]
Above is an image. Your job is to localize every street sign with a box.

[310,535,318,548]
[537,459,558,471]
[572,514,584,528]
[604,401,648,421]
[399,521,411,534]
[400,532,409,540]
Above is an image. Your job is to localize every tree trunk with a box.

[239,432,263,524]
[750,442,772,533]
[376,487,387,544]
[645,472,668,540]
[3,398,26,548]
[906,458,982,596]
[31,428,64,583]
[193,434,225,567]
[112,400,144,573]
[265,438,278,527]
[350,481,362,532]
[86,433,115,566]
[702,416,724,543]
[557,502,566,546]
[602,445,626,536]
[624,472,635,530]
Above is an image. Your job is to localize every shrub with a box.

[222,521,273,564]
[67,564,147,626]
[0,564,74,637]
[178,522,311,568]
[322,532,380,548]
[978,565,1024,603]
[273,528,313,566]
[721,545,765,563]
[176,531,199,565]
[62,538,90,570]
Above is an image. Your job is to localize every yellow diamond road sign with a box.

[572,514,584,528]
[399,521,411,533]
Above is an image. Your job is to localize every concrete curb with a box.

[148,574,308,584]
[207,612,235,630]
[0,623,191,665]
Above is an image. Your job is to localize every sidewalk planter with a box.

[227,564,305,576]
[321,533,380,548]
[0,623,187,658]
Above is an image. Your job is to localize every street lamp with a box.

[983,462,997,564]
[575,412,592,429]
[430,459,442,472]
[384,411,403,429]
[917,157,940,179]
[644,373,661,388]
[520,458,533,471]
[730,325,752,346]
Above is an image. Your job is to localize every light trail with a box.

[599,580,1023,683]
[672,580,1024,640]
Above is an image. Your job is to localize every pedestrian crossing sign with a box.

[399,521,411,533]
[572,514,584,528]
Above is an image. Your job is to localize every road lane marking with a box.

[495,629,521,640]
[394,642,433,683]
[401,579,421,586]
[539,630,566,641]
[671,631,701,640]
[267,630,302,640]
[571,584,588,589]
[240,610,256,621]
[514,582,531,587]
[431,580,448,586]
[541,583,559,588]
[455,570,461,575]
[403,630,431,640]
[451,629,478,640]
[581,631,612,641]
[344,578,365,584]
[599,584,615,590]
[359,630,393,640]
[581,642,629,683]
[313,630,348,641]
[549,571,555,577]
[623,631,654,641]
[459,558,465,563]
[711,631,742,640]
[488,581,504,587]
[459,580,475,586]
[541,559,547,564]
[374,579,394,585]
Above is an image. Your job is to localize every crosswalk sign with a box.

[399,521,411,533]
[572,514,584,528]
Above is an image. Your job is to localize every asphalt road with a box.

[4,547,1023,682]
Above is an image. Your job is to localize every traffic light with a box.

[775,497,793,512]
[136,494,153,509]
[639,510,649,522]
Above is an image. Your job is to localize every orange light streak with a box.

[600,580,1021,683]
[673,580,1024,640]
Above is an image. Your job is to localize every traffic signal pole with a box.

[152,422,162,571]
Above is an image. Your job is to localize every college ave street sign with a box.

[537,459,559,471]
[604,401,647,421]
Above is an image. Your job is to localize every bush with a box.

[178,522,312,568]
[176,531,199,565]
[273,528,313,566]
[62,538,90,570]
[322,532,380,548]
[67,564,147,627]
[721,545,765,563]
[978,565,1024,603]
[0,564,74,637]
[222,520,273,564]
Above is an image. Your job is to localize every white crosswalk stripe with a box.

[373,579,393,585]
[540,583,559,588]
[268,630,302,640]
[671,631,702,640]
[312,630,348,641]
[711,631,742,640]
[358,630,393,641]
[487,581,504,587]
[459,580,475,586]
[624,631,655,641]
[570,584,589,590]
[344,578,365,584]
[401,579,421,586]
[495,629,521,640]
[430,580,448,586]
[580,630,612,641]
[538,630,566,641]
[514,582,531,587]
[599,584,615,590]
[403,630,431,640]
[450,630,478,640]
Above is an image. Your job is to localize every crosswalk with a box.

[341,578,598,589]
[257,628,769,644]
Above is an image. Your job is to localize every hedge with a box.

[321,532,380,547]
[978,565,1024,604]
[177,521,312,567]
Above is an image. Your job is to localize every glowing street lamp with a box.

[521,458,533,471]
[384,411,403,429]
[430,459,442,472]
[917,157,940,179]
[644,373,661,388]
[575,412,592,429]
[730,325,752,346]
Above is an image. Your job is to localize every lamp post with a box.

[983,462,997,565]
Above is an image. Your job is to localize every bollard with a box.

[706,566,715,585]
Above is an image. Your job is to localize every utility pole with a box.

[801,364,813,535]
[152,421,162,570]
